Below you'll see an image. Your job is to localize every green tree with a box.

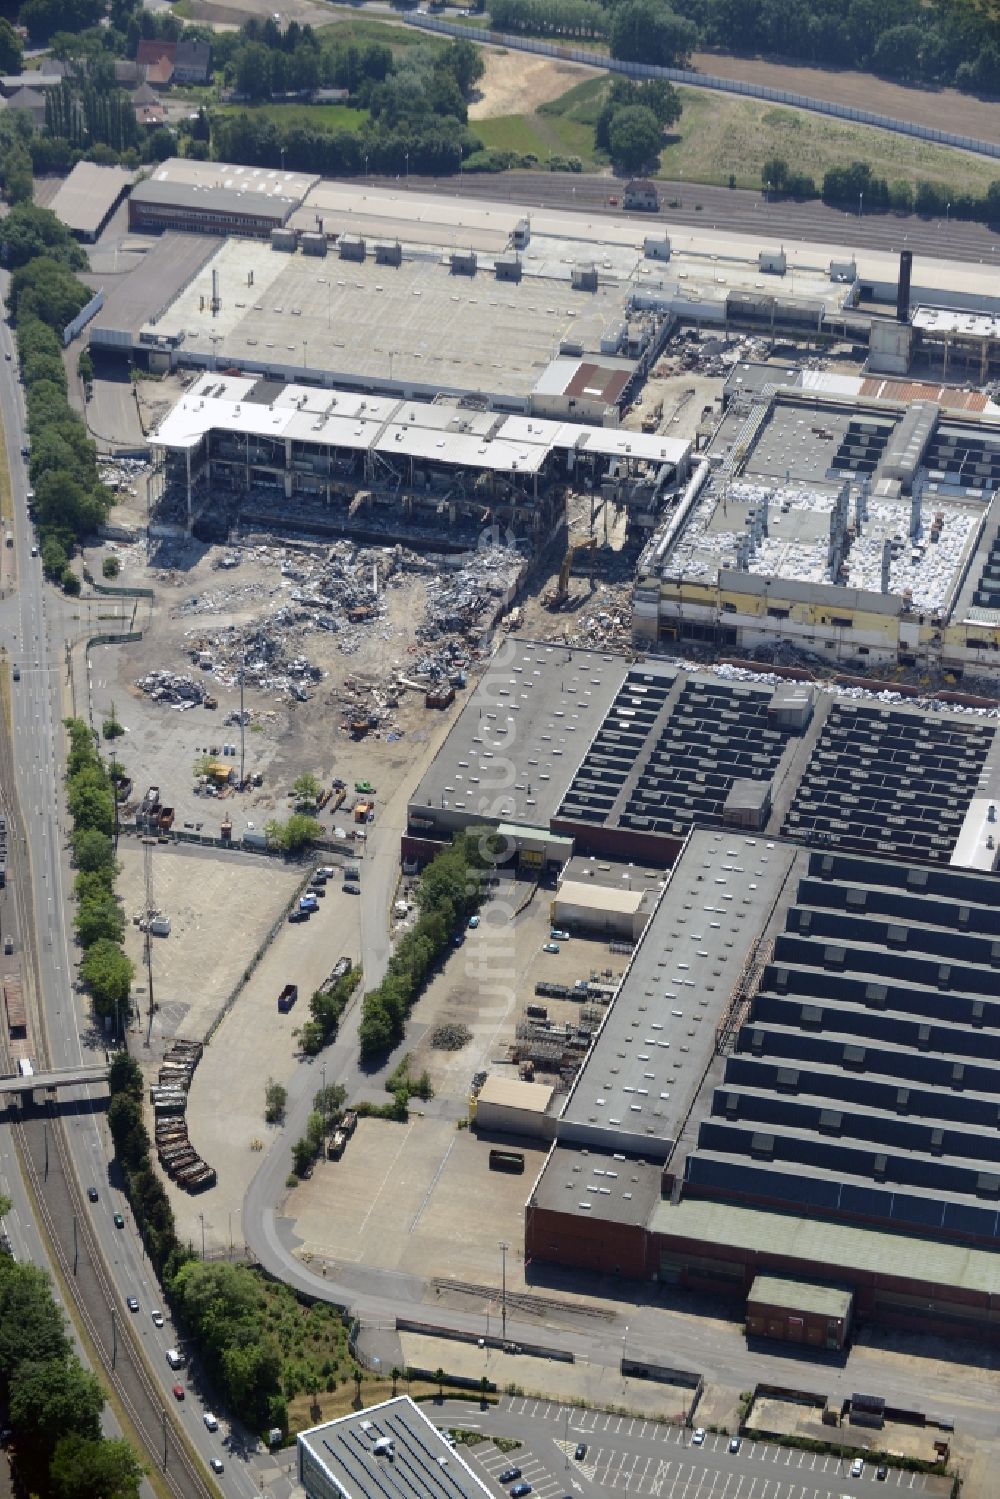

[41,534,68,580]
[314,1082,347,1124]
[75,892,125,948]
[220,1338,282,1430]
[291,1136,314,1176]
[609,0,697,65]
[607,105,662,173]
[264,1077,287,1124]
[102,555,119,579]
[50,1435,144,1499]
[291,771,321,807]
[107,1092,147,1173]
[73,827,115,874]
[108,1051,142,1098]
[9,1358,104,1457]
[444,38,484,96]
[0,19,23,73]
[80,938,134,1018]
[0,1261,70,1380]
[267,813,324,852]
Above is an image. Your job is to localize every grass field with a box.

[474,75,607,162]
[475,72,1000,193]
[661,90,1000,193]
[214,100,368,131]
[317,13,445,49]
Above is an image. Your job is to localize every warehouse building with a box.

[127,158,317,238]
[407,646,1000,873]
[48,162,135,241]
[525,828,1000,1340]
[299,1398,492,1499]
[471,1076,554,1139]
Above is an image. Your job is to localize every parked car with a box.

[289,909,309,923]
[542,942,560,954]
[511,1485,532,1498]
[172,1383,185,1401]
[343,882,361,894]
[728,1436,741,1453]
[498,1468,521,1485]
[876,1465,889,1481]
[468,914,480,929]
[851,1458,864,1478]
[574,1442,587,1460]
[550,929,570,941]
[692,1428,706,1446]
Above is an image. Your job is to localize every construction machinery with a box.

[543,535,597,610]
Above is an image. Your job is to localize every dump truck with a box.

[277,983,298,1014]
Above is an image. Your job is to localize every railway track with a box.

[0,669,212,1499]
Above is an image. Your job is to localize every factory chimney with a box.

[896,249,912,323]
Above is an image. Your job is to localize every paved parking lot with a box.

[457,1397,948,1499]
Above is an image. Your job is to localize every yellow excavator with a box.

[543,535,597,610]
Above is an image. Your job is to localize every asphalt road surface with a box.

[0,285,255,1499]
[388,172,1000,266]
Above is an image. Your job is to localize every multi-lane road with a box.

[0,285,254,1499]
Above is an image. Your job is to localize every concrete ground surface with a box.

[120,841,302,1041]
[750,1397,949,1466]
[288,1117,549,1282]
[170,874,362,1249]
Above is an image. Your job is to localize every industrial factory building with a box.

[525,828,1000,1341]
[634,375,1000,680]
[149,375,690,544]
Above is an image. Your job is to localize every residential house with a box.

[173,40,211,84]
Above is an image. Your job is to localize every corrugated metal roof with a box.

[650,1197,1000,1295]
[477,1076,553,1112]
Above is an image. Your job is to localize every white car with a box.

[151,1309,164,1328]
[851,1458,864,1477]
[692,1428,706,1445]
[203,1412,219,1432]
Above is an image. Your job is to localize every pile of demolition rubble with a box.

[136,670,207,707]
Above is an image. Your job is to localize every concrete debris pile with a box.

[418,544,526,644]
[654,331,772,379]
[136,670,206,707]
[99,456,151,496]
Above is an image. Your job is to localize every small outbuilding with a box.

[472,1076,554,1140]
[552,879,652,941]
[746,1273,854,1351]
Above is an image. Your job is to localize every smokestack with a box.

[897,249,912,323]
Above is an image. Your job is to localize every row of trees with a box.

[63,719,136,1028]
[359,831,494,1059]
[669,0,1000,94]
[0,1199,144,1497]
[761,154,1000,230]
[44,79,141,156]
[3,207,115,573]
[489,0,610,39]
[300,964,362,1056]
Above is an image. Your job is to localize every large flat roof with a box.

[144,238,620,400]
[48,161,133,237]
[557,829,800,1160]
[143,155,317,201]
[131,177,299,224]
[532,1143,662,1228]
[89,233,222,343]
[410,641,629,829]
[299,1396,492,1499]
[748,1274,853,1319]
[651,1197,1000,1298]
[291,180,518,254]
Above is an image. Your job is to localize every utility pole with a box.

[43,1119,48,1179]
[500,1241,509,1349]
[73,1214,78,1276]
[143,840,155,1045]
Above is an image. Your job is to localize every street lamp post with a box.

[946,201,952,225]
[405,150,409,183]
[858,192,864,219]
[500,1241,509,1349]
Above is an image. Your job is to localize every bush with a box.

[101,555,119,579]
